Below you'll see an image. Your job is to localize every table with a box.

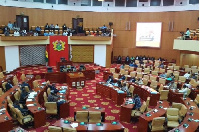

[56,61,73,71]
[82,67,95,80]
[53,119,125,132]
[138,101,170,132]
[132,83,160,106]
[169,98,199,132]
[45,72,66,83]
[66,72,85,88]
[96,83,127,106]
[120,99,134,123]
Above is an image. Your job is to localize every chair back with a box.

[143,78,148,86]
[136,72,143,78]
[168,66,174,70]
[63,127,77,132]
[8,103,17,118]
[120,69,125,75]
[174,66,180,71]
[76,111,88,122]
[129,67,134,71]
[184,65,189,69]
[129,85,135,95]
[150,76,156,81]
[194,94,199,104]
[154,67,159,72]
[13,77,18,86]
[43,92,48,103]
[48,126,62,132]
[151,71,158,75]
[174,74,179,81]
[191,66,197,69]
[33,80,39,88]
[113,73,119,79]
[130,72,136,77]
[151,117,165,131]
[186,88,191,97]
[2,82,7,91]
[136,68,142,73]
[0,72,4,78]
[191,68,199,74]
[159,78,166,85]
[45,102,57,114]
[185,68,191,72]
[14,91,20,101]
[14,108,24,121]
[47,88,51,96]
[160,90,169,100]
[24,86,30,93]
[7,96,13,105]
[172,102,182,110]
[0,88,3,96]
[146,97,150,108]
[140,102,147,113]
[178,76,186,83]
[159,68,165,73]
[144,68,150,74]
[179,105,187,117]
[110,68,115,73]
[89,111,101,123]
[167,108,179,121]
[21,74,26,82]
[143,75,149,80]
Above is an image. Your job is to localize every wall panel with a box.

[0,47,6,71]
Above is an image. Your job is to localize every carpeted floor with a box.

[16,64,138,132]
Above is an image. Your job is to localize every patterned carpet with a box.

[16,65,138,132]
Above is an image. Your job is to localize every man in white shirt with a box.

[179,85,190,97]
[184,72,191,79]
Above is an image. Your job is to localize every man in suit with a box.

[125,56,130,64]
[21,81,31,91]
[19,87,29,105]
[48,83,59,94]
[106,75,114,84]
[132,94,142,110]
[117,55,122,64]
[45,23,50,30]
[5,80,13,91]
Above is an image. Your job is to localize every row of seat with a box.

[48,126,76,132]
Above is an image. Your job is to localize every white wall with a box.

[5,46,20,72]
[94,45,106,67]
[0,0,198,12]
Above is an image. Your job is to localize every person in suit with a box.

[48,83,59,94]
[5,80,13,91]
[130,77,136,83]
[119,75,126,81]
[132,94,142,110]
[19,87,29,105]
[125,56,130,64]
[135,78,143,85]
[114,80,122,88]
[117,55,122,64]
[21,82,31,91]
[106,75,114,84]
[121,83,129,93]
[35,26,41,34]
[120,63,125,69]
[62,24,67,31]
[45,23,50,30]
[13,101,29,115]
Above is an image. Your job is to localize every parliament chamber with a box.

[0,0,199,132]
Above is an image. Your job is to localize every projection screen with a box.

[136,22,162,48]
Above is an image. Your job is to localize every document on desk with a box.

[26,99,33,102]
[70,123,78,128]
[27,104,35,107]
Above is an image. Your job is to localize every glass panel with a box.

[58,0,68,4]
[189,0,199,4]
[126,0,137,7]
[115,0,125,6]
[163,0,174,6]
[81,0,91,6]
[93,0,102,6]
[46,0,56,4]
[33,0,44,2]
[150,0,161,6]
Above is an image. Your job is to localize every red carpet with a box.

[15,64,138,132]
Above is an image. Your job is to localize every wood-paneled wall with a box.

[0,46,6,70]
[0,6,198,66]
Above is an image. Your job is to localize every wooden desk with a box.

[82,67,95,80]
[74,107,105,122]
[0,74,14,87]
[66,72,85,88]
[53,119,87,132]
[132,83,160,106]
[45,72,66,83]
[56,61,73,71]
[169,98,199,132]
[103,71,112,81]
[164,89,183,103]
[96,83,127,106]
[120,99,134,123]
[26,87,46,128]
[87,122,124,132]
[138,101,170,132]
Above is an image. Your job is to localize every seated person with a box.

[62,66,68,72]
[79,65,86,71]
[159,63,164,69]
[71,66,76,72]
[106,75,114,84]
[48,83,59,94]
[184,72,191,79]
[129,77,136,83]
[113,80,122,87]
[135,78,143,85]
[120,64,125,69]
[119,75,126,81]
[13,101,29,115]
[117,55,122,64]
[125,56,130,64]
[132,94,142,110]
[5,80,13,91]
[129,61,134,67]
[19,87,29,104]
[179,85,190,98]
[21,81,31,91]
[160,72,167,78]
[184,81,192,88]
[169,73,175,80]
[167,81,177,89]
[63,31,68,36]
[35,26,41,34]
[121,83,129,93]
[130,56,135,62]
[191,73,197,80]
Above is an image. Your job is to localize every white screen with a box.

[136,22,162,48]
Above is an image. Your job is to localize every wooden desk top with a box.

[87,122,124,131]
[140,101,169,122]
[75,107,105,113]
[67,72,85,78]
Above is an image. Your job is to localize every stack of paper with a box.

[70,123,78,128]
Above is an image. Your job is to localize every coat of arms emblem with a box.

[53,40,65,51]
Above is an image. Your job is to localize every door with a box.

[16,15,29,31]
[72,18,83,33]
